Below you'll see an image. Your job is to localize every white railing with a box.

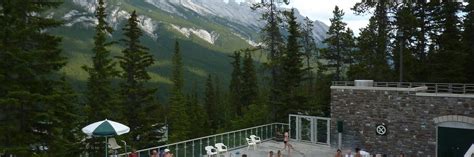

[332,81,474,94]
[119,123,289,157]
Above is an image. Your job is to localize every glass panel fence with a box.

[118,123,288,157]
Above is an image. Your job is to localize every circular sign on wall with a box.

[376,124,387,136]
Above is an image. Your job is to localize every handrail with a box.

[332,81,474,94]
[118,123,289,157]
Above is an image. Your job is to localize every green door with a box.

[438,127,474,157]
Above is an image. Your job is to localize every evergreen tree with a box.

[214,76,234,132]
[427,2,465,82]
[320,6,355,80]
[349,2,392,81]
[0,0,80,155]
[252,0,285,121]
[116,11,159,147]
[413,0,432,81]
[187,81,208,138]
[82,0,119,122]
[279,9,306,120]
[463,0,474,82]
[204,74,217,132]
[43,76,83,156]
[393,4,419,82]
[241,50,258,110]
[229,51,243,116]
[213,75,224,130]
[168,40,190,142]
[300,17,318,90]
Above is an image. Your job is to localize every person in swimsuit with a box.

[335,149,343,157]
[277,150,282,157]
[283,129,294,156]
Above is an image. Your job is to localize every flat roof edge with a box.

[330,86,428,92]
[415,93,474,98]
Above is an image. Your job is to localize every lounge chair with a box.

[246,138,256,150]
[250,135,261,144]
[205,146,218,157]
[214,143,228,156]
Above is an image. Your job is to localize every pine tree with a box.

[0,0,80,155]
[229,51,243,116]
[279,9,306,120]
[187,81,208,138]
[168,40,190,142]
[320,6,355,81]
[82,0,119,122]
[413,0,432,81]
[116,11,159,147]
[349,2,392,81]
[463,0,474,82]
[252,0,285,121]
[393,4,419,82]
[214,76,233,132]
[300,17,318,90]
[204,74,217,132]
[241,50,258,109]
[428,2,465,82]
[43,76,83,156]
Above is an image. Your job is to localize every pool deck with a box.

[219,140,336,157]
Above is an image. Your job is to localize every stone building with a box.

[330,81,474,157]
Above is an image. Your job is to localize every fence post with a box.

[464,84,466,94]
[327,119,331,145]
[199,139,202,156]
[239,131,241,146]
[176,144,179,157]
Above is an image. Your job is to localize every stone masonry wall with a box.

[330,87,474,157]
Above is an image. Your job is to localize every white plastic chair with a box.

[214,143,228,156]
[250,135,261,144]
[108,138,122,150]
[205,146,218,157]
[245,138,256,150]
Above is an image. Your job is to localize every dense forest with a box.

[0,0,473,156]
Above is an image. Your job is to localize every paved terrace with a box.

[118,122,335,157]
[227,140,335,157]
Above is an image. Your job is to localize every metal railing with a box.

[289,114,331,145]
[119,123,289,157]
[332,81,474,94]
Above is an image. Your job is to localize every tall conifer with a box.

[168,40,190,142]
[117,11,159,147]
[0,0,80,155]
[82,0,119,122]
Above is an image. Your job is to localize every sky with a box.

[232,0,371,35]
[285,0,370,34]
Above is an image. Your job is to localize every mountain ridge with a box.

[51,0,329,99]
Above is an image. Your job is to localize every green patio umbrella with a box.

[82,119,130,157]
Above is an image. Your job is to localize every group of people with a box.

[334,148,363,157]
[334,148,362,157]
[127,148,173,157]
[335,148,405,157]
[268,150,283,157]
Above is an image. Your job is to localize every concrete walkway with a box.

[223,140,336,157]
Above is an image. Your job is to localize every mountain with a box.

[50,0,329,99]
